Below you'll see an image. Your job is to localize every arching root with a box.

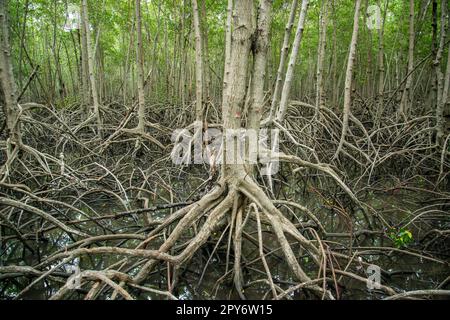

[127,176,335,299]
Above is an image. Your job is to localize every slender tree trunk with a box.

[315,0,329,116]
[81,0,102,136]
[275,0,309,122]
[200,0,211,102]
[439,22,450,145]
[178,1,186,107]
[79,3,90,109]
[268,0,298,120]
[248,0,272,132]
[331,0,338,108]
[18,0,29,91]
[434,0,448,145]
[267,0,308,188]
[431,0,439,111]
[1,0,22,182]
[333,0,361,160]
[51,4,66,100]
[192,0,204,123]
[221,0,233,121]
[135,0,146,133]
[375,0,387,127]
[363,0,373,98]
[0,0,21,146]
[399,0,415,118]
[122,12,135,104]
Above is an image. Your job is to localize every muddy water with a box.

[1,188,448,300]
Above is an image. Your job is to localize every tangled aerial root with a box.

[114,175,335,300]
[1,102,448,300]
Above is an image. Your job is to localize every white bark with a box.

[0,0,21,145]
[375,0,387,126]
[222,0,253,178]
[79,5,90,108]
[221,0,233,119]
[81,0,102,136]
[268,0,298,121]
[266,0,309,188]
[275,0,309,123]
[192,0,203,122]
[399,0,415,117]
[333,0,361,160]
[135,0,145,133]
[315,0,329,116]
[135,0,146,133]
[248,0,272,131]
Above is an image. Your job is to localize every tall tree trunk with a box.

[135,0,146,134]
[0,0,20,144]
[268,0,298,120]
[122,11,135,104]
[333,0,361,160]
[439,22,450,145]
[275,0,309,122]
[200,0,211,103]
[0,0,22,180]
[79,3,90,109]
[363,0,373,98]
[221,0,233,121]
[248,0,272,132]
[375,0,387,127]
[434,0,448,145]
[0,0,22,144]
[192,0,204,123]
[399,0,415,118]
[331,0,338,108]
[315,0,329,116]
[430,0,439,111]
[81,0,102,136]
[267,0,308,189]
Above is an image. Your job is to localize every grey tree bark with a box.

[375,0,387,127]
[399,0,415,118]
[434,0,448,145]
[267,0,298,121]
[267,0,309,188]
[79,3,90,108]
[81,0,102,137]
[135,0,146,134]
[275,0,309,123]
[221,0,233,121]
[248,0,272,132]
[315,0,329,116]
[0,0,19,142]
[333,0,361,160]
[0,0,22,181]
[192,0,204,123]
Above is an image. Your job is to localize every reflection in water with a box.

[1,186,448,300]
